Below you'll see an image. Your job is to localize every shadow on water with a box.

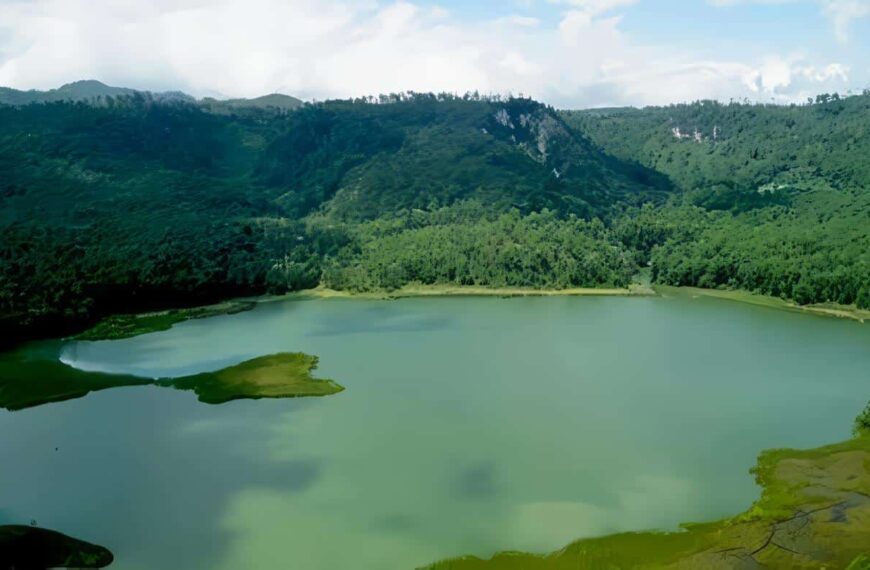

[453,462,500,500]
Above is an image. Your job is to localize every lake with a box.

[1,295,868,569]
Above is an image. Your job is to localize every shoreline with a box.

[69,282,864,343]
[278,283,650,300]
[426,430,870,569]
[655,285,868,323]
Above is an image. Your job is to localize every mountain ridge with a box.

[0,80,302,111]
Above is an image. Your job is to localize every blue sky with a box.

[0,0,868,108]
[436,0,870,62]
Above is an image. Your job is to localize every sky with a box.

[0,0,868,108]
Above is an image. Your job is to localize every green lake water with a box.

[1,296,869,569]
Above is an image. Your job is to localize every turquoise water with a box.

[1,296,868,569]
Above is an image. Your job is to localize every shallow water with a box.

[2,296,869,569]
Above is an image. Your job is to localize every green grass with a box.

[75,301,256,341]
[160,352,344,404]
[848,554,870,570]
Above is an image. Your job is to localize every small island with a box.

[0,352,342,411]
[158,353,344,404]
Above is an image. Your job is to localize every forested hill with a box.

[563,95,870,307]
[1,87,868,344]
[0,92,668,343]
[257,95,670,219]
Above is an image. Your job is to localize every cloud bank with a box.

[0,0,860,108]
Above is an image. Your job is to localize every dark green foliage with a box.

[0,99,316,343]
[855,402,870,435]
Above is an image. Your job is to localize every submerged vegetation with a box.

[0,350,341,411]
[428,403,870,570]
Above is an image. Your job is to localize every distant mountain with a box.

[0,80,302,112]
[200,93,303,113]
[0,80,195,105]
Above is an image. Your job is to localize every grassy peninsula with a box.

[428,404,870,569]
[0,351,341,411]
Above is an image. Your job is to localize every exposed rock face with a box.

[489,100,597,175]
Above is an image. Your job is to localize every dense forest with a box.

[1,86,868,343]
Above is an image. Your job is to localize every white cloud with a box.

[0,0,856,107]
[741,55,850,97]
[823,0,870,41]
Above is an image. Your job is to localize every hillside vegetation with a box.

[566,96,870,308]
[0,92,666,342]
[1,88,868,343]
